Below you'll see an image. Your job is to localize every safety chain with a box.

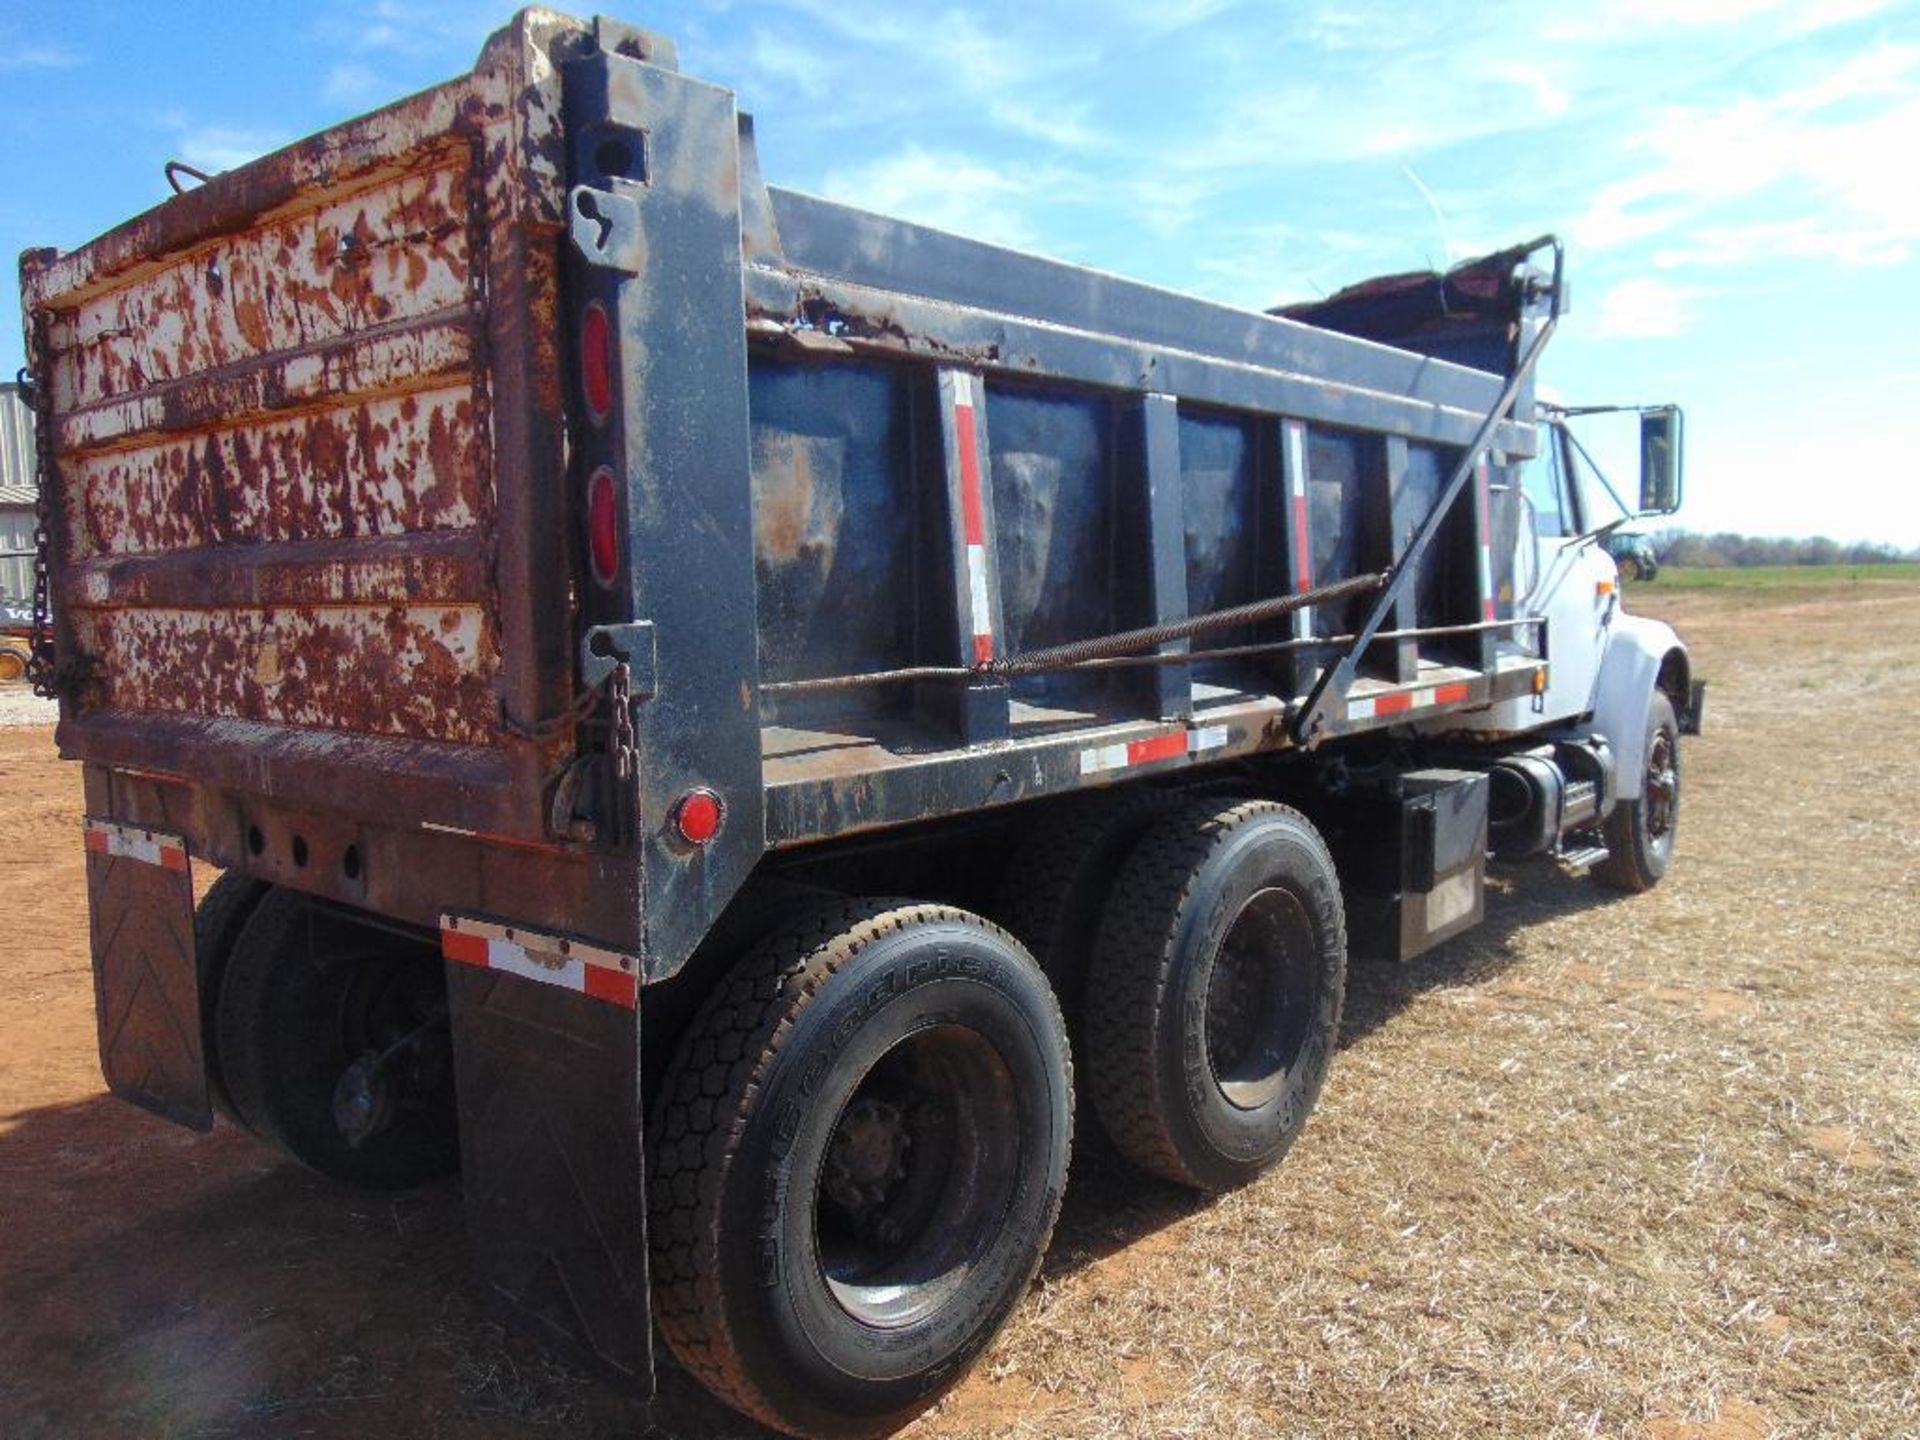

[498,673,609,740]
[609,661,636,782]
[19,322,61,700]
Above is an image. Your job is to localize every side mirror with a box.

[1638,406,1684,515]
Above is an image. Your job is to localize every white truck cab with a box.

[1432,395,1698,887]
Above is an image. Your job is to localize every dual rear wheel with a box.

[193,880,458,1189]
[194,797,1347,1439]
[647,800,1348,1436]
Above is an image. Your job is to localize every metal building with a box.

[1,382,36,605]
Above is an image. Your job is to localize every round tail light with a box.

[580,302,614,422]
[587,466,620,587]
[673,788,724,846]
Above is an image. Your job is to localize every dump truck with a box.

[16,12,1700,1437]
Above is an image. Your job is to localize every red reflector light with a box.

[587,466,620,587]
[580,302,613,422]
[674,788,724,845]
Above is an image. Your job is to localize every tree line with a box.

[1647,530,1919,568]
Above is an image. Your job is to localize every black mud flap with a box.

[83,818,211,1132]
[440,915,653,1391]
[1683,679,1707,736]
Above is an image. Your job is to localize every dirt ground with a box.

[2,580,1915,1440]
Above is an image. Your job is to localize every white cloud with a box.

[1544,0,1893,39]
[1653,216,1911,267]
[322,63,381,108]
[1109,0,1245,33]
[1166,18,1580,172]
[0,45,83,72]
[175,125,293,174]
[1189,223,1401,311]
[1576,43,1920,266]
[820,148,1068,250]
[762,1,1105,150]
[312,0,499,60]
[1589,278,1700,339]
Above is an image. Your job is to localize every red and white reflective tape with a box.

[951,374,995,665]
[1079,723,1231,776]
[1284,419,1313,640]
[83,818,188,871]
[440,915,637,1010]
[1347,680,1473,722]
[1475,456,1496,623]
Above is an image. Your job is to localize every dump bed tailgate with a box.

[20,10,581,837]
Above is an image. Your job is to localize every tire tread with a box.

[1083,799,1343,1189]
[647,898,1069,1436]
[193,871,269,1126]
[1596,692,1679,893]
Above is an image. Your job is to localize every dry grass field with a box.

[2,576,1915,1439]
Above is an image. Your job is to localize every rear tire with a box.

[1084,801,1345,1192]
[989,787,1181,1049]
[0,640,28,683]
[648,900,1071,1440]
[193,871,269,1126]
[217,887,458,1188]
[1596,691,1680,893]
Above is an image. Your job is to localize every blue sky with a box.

[4,0,1917,543]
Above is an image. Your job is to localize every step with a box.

[1556,844,1611,875]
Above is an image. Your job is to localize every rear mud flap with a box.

[441,917,652,1390]
[82,818,211,1131]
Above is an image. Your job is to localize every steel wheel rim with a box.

[326,947,448,1148]
[1645,727,1678,840]
[813,1023,1021,1330]
[1205,886,1316,1111]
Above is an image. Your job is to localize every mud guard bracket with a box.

[442,918,652,1390]
[82,818,210,1132]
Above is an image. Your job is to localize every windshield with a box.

[1552,421,1631,535]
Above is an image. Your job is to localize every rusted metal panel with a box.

[48,157,474,414]
[69,384,484,557]
[66,531,488,610]
[70,603,496,745]
[21,10,583,838]
[49,317,480,461]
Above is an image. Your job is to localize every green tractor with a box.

[1605,531,1660,583]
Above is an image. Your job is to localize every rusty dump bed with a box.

[23,10,1558,978]
[19,11,580,839]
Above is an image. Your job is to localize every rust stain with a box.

[72,603,497,746]
[20,8,579,775]
[752,429,843,570]
[52,162,472,415]
[72,385,481,557]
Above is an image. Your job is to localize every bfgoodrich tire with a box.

[217,887,458,1188]
[648,900,1072,1440]
[1084,801,1345,1192]
[1596,690,1680,893]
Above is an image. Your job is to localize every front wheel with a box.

[1596,691,1680,892]
[648,900,1071,1440]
